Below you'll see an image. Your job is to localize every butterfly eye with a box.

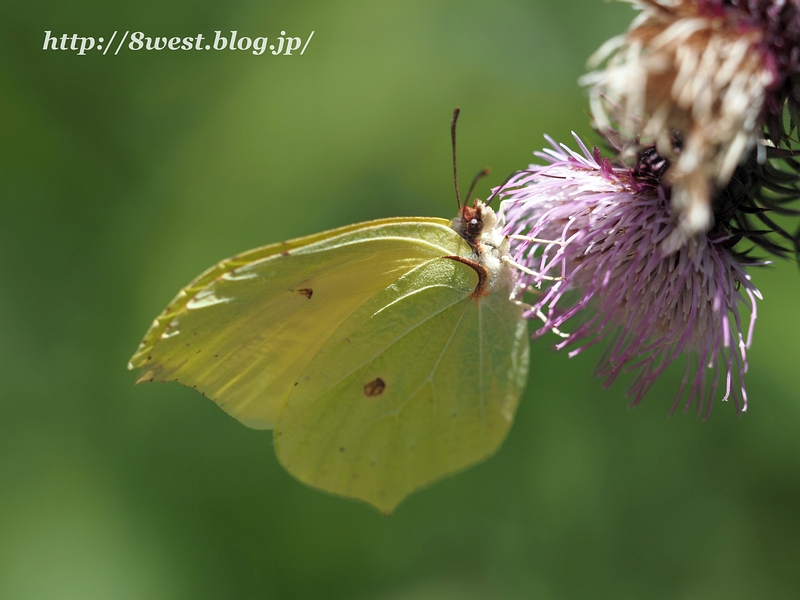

[467,217,482,236]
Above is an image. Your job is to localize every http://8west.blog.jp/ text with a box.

[42,30,315,56]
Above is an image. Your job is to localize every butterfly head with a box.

[452,199,508,256]
[457,202,483,243]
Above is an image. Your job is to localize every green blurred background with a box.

[2,1,799,598]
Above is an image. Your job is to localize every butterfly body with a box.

[130,201,529,513]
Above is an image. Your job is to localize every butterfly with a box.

[128,110,530,513]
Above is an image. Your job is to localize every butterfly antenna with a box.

[465,167,491,205]
[451,107,462,209]
[485,168,538,205]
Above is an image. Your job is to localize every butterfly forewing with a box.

[131,218,462,429]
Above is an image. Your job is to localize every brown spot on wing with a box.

[298,288,313,299]
[364,377,386,397]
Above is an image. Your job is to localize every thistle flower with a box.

[499,134,769,416]
[581,0,800,239]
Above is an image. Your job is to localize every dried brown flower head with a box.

[582,0,800,247]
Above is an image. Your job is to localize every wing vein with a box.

[304,234,458,258]
[370,257,463,318]
[382,300,471,418]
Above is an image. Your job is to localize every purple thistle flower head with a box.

[499,134,764,417]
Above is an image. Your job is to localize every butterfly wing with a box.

[129,217,463,429]
[276,255,529,513]
[130,216,529,512]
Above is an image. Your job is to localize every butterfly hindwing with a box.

[276,255,529,513]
